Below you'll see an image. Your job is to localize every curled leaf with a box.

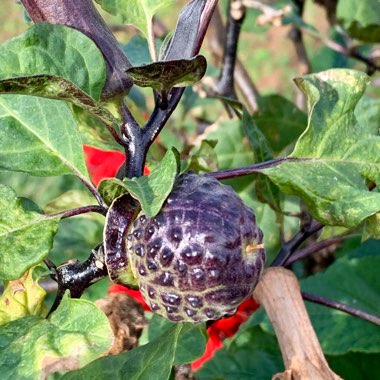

[127,55,207,91]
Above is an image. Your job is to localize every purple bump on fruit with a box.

[128,173,266,323]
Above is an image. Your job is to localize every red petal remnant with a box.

[191,297,259,370]
[83,145,125,186]
[83,145,150,185]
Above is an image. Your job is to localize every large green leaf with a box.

[337,0,380,42]
[0,294,113,379]
[0,23,106,100]
[291,70,372,157]
[148,314,207,365]
[0,95,89,178]
[0,265,46,325]
[254,94,307,154]
[62,322,183,380]
[0,185,60,280]
[197,325,380,380]
[327,352,380,380]
[197,326,284,380]
[301,255,380,355]
[0,76,118,127]
[95,0,174,40]
[260,69,380,230]
[99,148,179,217]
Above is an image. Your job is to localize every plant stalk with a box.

[208,157,290,179]
[253,267,342,380]
[46,205,107,219]
[271,220,324,267]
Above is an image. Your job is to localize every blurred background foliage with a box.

[0,1,379,378]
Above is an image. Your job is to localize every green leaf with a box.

[0,294,113,379]
[242,109,282,213]
[107,148,179,218]
[0,23,106,100]
[301,255,380,355]
[122,35,152,66]
[98,178,129,207]
[182,139,218,173]
[327,352,380,380]
[123,148,179,217]
[197,326,283,380]
[354,96,380,132]
[0,265,46,325]
[337,0,380,42]
[253,94,307,154]
[95,0,174,40]
[0,185,60,280]
[0,95,89,178]
[127,55,207,91]
[206,119,254,170]
[0,75,118,127]
[260,69,380,229]
[61,322,183,380]
[148,314,207,365]
[291,70,371,158]
[363,212,380,239]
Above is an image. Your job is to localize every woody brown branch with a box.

[253,268,342,380]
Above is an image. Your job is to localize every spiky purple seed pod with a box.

[127,173,265,323]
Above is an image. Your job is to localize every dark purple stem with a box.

[48,245,108,315]
[288,0,310,74]
[215,0,246,101]
[285,233,350,266]
[271,221,324,267]
[208,158,290,180]
[76,176,107,208]
[120,103,145,178]
[302,291,380,326]
[47,205,107,219]
[143,88,185,146]
[100,120,125,147]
